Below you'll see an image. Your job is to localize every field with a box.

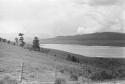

[0,42,82,83]
[0,41,125,84]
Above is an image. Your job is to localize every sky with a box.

[0,0,125,38]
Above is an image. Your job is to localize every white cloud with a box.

[76,0,125,34]
[0,20,24,33]
[89,0,124,6]
[0,0,124,36]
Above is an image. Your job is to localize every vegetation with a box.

[1,33,125,82]
[18,33,25,47]
[15,37,18,43]
[0,37,1,41]
[32,36,40,51]
[67,55,79,63]
[55,78,67,84]
[0,76,18,84]
[7,40,10,44]
[3,39,6,42]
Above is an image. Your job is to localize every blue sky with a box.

[0,0,124,37]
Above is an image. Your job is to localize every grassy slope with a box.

[1,41,125,83]
[44,48,125,81]
[0,42,80,83]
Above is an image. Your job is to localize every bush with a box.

[3,39,6,42]
[55,78,67,84]
[91,71,113,81]
[0,38,1,41]
[20,42,25,47]
[67,55,79,63]
[8,41,10,44]
[70,72,78,81]
[118,69,125,78]
[0,76,18,84]
[13,42,16,45]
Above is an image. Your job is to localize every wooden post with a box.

[55,62,57,81]
[20,61,24,83]
[54,59,58,82]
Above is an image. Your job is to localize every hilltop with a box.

[41,32,125,46]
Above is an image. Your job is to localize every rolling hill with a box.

[40,32,125,46]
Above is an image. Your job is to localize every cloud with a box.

[77,5,124,34]
[0,0,125,37]
[0,20,24,33]
[89,0,124,6]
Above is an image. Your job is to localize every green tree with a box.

[32,36,40,51]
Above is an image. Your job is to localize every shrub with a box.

[20,42,25,47]
[0,38,1,41]
[70,72,78,81]
[118,69,125,78]
[0,76,18,84]
[3,39,6,42]
[13,42,16,45]
[8,41,10,44]
[55,78,67,84]
[67,55,79,63]
[91,71,113,81]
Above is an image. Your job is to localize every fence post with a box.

[20,61,24,83]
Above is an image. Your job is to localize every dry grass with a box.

[0,76,18,84]
[0,42,80,83]
[55,78,67,84]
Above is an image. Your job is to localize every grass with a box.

[55,78,67,84]
[0,76,18,84]
[1,40,125,83]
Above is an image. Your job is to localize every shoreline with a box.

[40,43,125,47]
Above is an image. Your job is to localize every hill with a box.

[40,32,125,46]
[0,42,81,83]
[1,39,125,83]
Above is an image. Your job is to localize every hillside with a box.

[0,42,82,83]
[40,32,125,46]
[1,40,125,83]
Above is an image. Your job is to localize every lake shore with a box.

[41,44,125,58]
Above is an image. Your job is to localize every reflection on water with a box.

[41,44,125,58]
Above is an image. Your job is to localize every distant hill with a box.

[40,32,125,46]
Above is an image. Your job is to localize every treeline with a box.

[0,33,41,51]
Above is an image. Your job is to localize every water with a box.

[41,44,125,58]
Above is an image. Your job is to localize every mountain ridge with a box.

[40,32,125,46]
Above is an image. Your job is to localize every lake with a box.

[41,44,125,58]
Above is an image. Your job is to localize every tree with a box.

[32,36,40,51]
[18,33,24,37]
[18,33,25,47]
[15,37,18,43]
